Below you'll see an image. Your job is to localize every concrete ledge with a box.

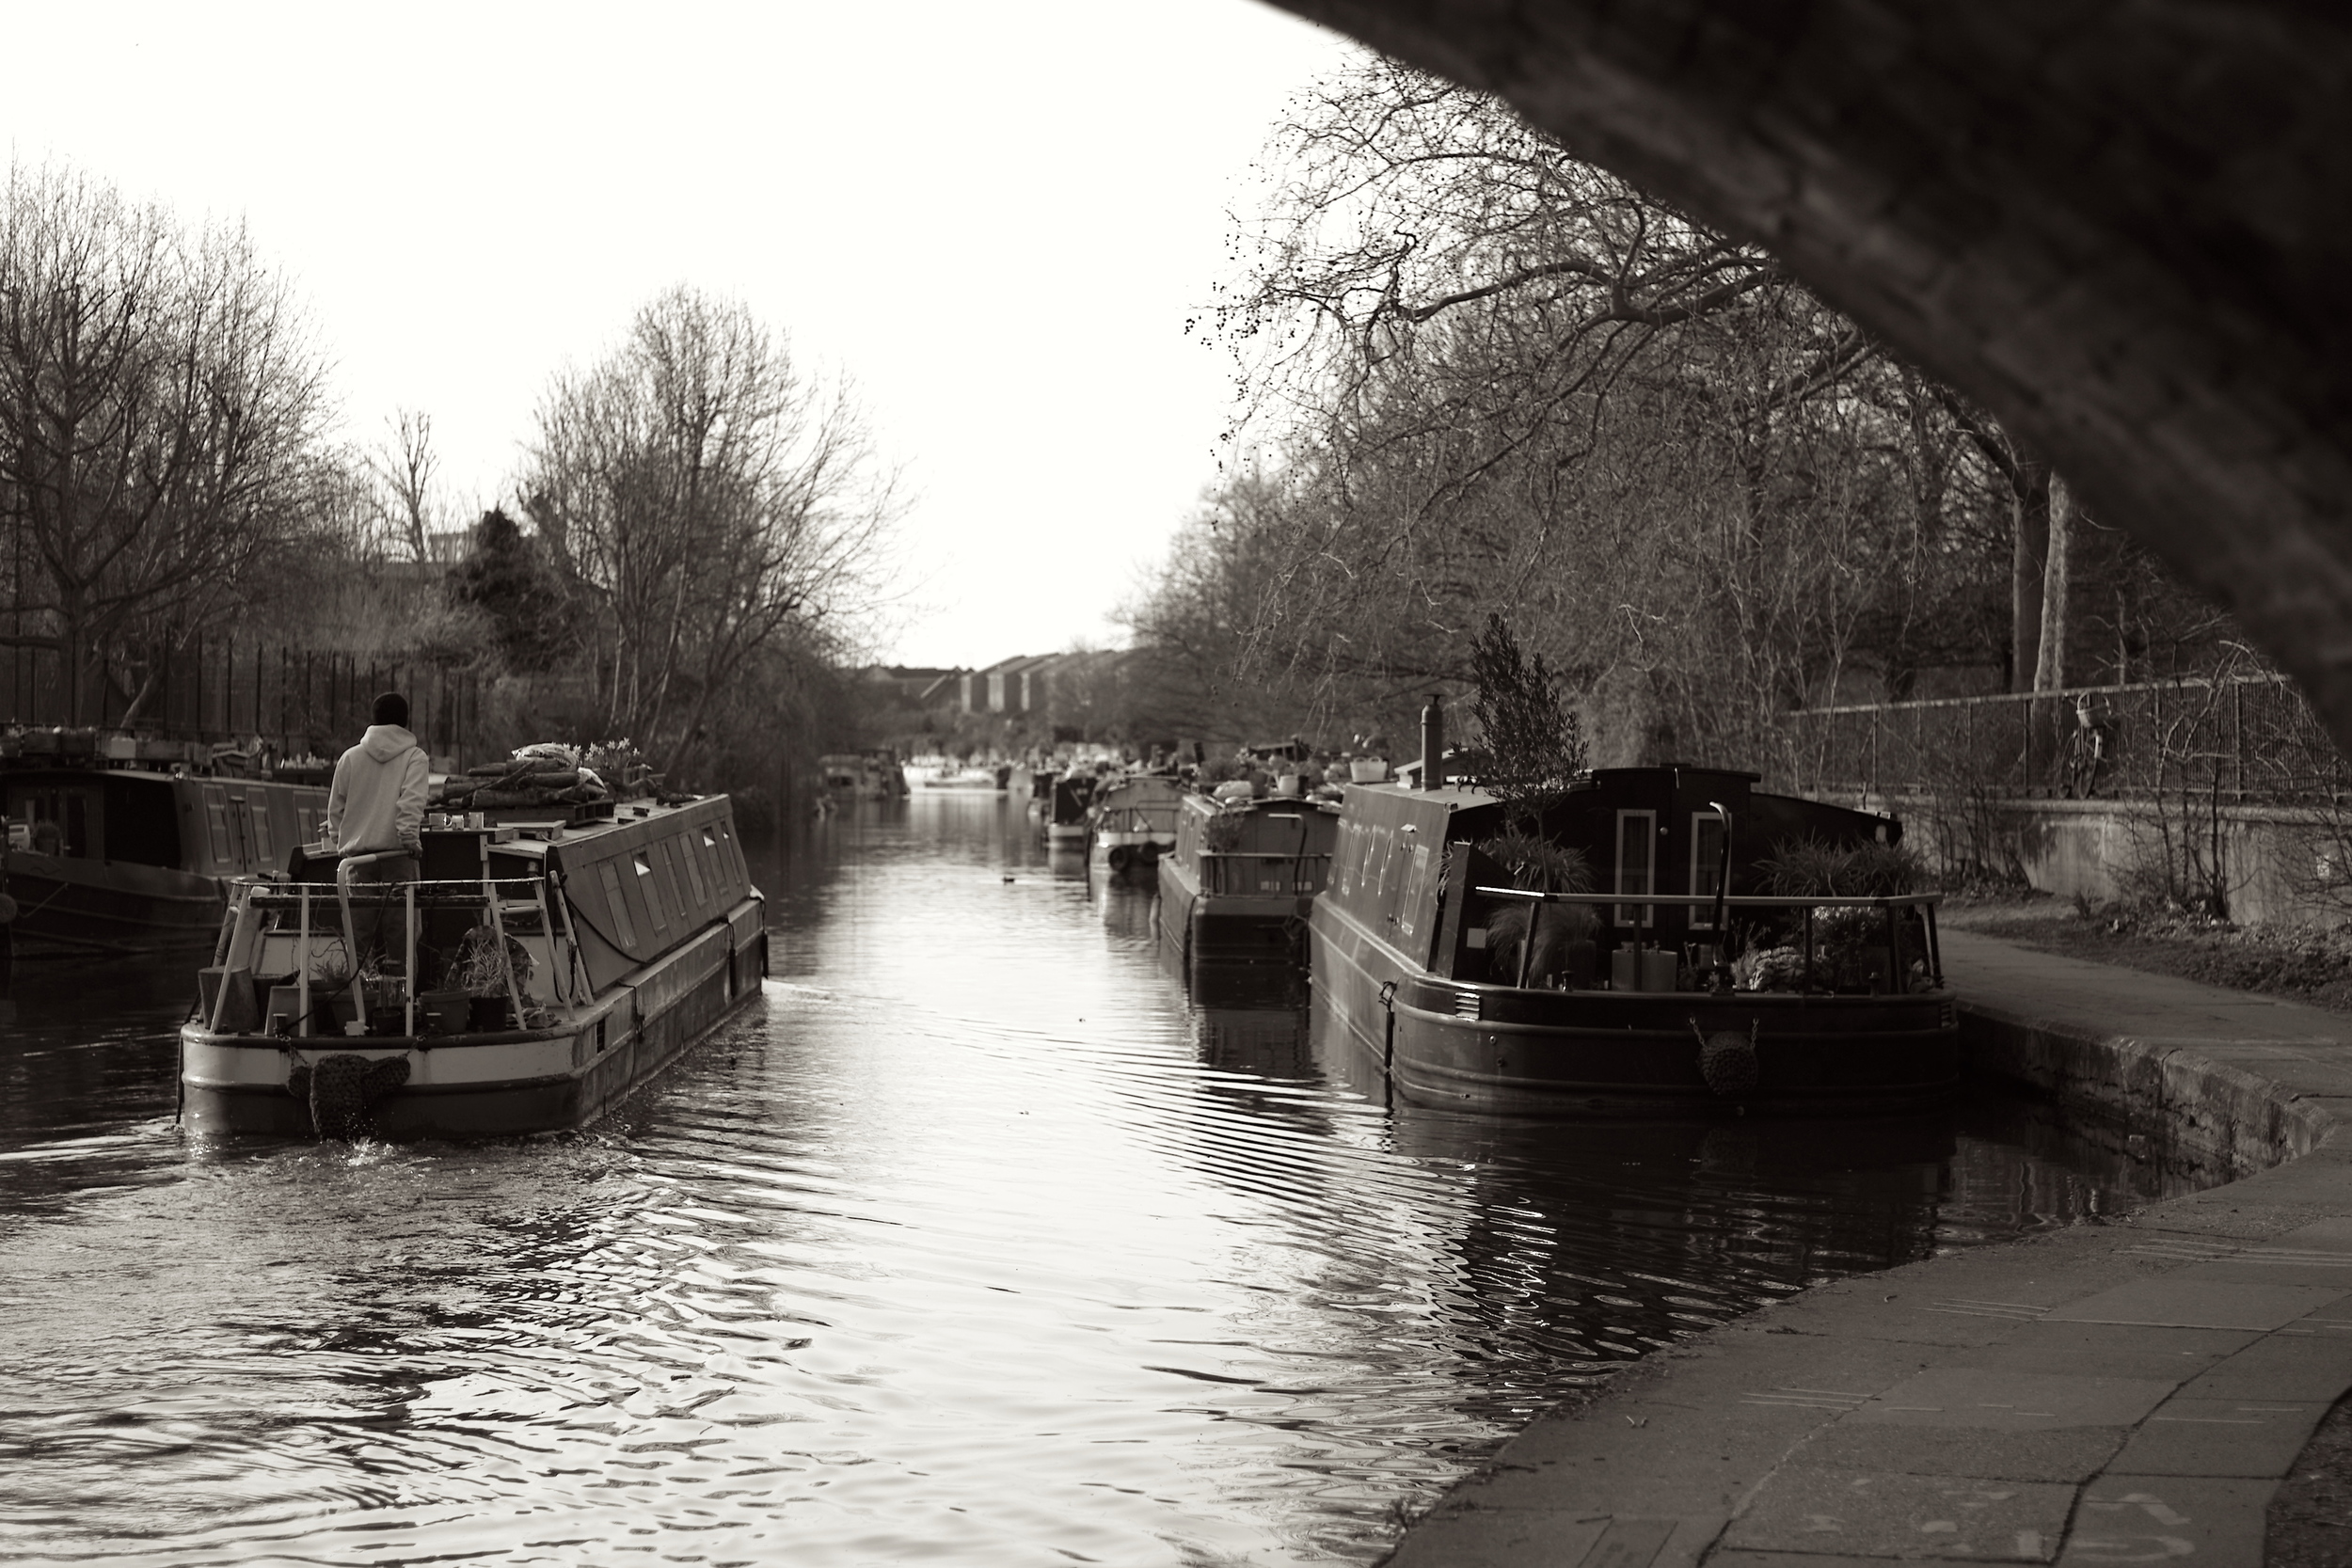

[1961,999,2342,1180]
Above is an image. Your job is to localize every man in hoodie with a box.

[328,692,431,966]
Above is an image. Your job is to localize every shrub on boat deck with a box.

[1758,836,1925,899]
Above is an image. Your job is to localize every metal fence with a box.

[0,638,483,764]
[1783,674,2352,806]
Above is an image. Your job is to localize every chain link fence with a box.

[1784,673,2351,807]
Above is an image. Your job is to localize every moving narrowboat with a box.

[1157,791,1338,963]
[178,790,767,1139]
[2,738,328,956]
[1089,773,1184,874]
[1309,767,1955,1115]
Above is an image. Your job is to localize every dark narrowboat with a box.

[1156,791,1338,963]
[1309,767,1956,1115]
[2,739,328,956]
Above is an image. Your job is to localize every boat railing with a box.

[215,868,568,1038]
[1200,851,1332,897]
[1470,885,1946,994]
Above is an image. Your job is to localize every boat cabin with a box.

[1326,767,1903,979]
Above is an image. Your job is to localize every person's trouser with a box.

[344,854,420,972]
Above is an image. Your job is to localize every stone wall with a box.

[1891,795,2352,928]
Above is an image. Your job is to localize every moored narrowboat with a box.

[1089,773,1184,874]
[2,742,329,956]
[1156,791,1338,963]
[178,791,767,1139]
[1309,767,1955,1115]
[1045,771,1094,847]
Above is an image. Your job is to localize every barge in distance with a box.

[1310,766,1955,1116]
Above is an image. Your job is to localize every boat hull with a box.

[1310,901,1957,1116]
[8,856,230,955]
[182,904,768,1140]
[1155,853,1308,964]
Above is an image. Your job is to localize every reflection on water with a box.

[0,796,2196,1565]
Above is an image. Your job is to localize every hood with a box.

[358,724,419,762]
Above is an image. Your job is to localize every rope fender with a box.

[287,1051,412,1139]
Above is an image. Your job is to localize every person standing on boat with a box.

[327,692,431,966]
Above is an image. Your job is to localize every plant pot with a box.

[469,996,516,1031]
[1348,758,1389,783]
[264,983,307,1036]
[419,990,471,1037]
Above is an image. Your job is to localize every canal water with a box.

[0,796,2199,1565]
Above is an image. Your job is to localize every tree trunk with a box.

[2033,475,2072,692]
[2010,462,2051,694]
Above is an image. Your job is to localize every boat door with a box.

[200,784,272,871]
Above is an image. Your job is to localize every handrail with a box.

[1199,850,1335,861]
[1473,886,1942,909]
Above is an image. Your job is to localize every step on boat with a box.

[1157,790,1337,963]
[179,792,766,1139]
[1310,766,1956,1115]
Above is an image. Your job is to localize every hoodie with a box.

[327,724,430,857]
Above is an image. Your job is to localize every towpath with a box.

[1384,928,2352,1567]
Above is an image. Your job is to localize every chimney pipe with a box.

[1421,692,1446,790]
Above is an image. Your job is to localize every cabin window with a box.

[204,786,232,863]
[678,832,708,908]
[1397,843,1434,937]
[597,861,640,948]
[634,853,669,931]
[1613,809,1656,926]
[101,777,182,867]
[1688,810,1725,928]
[10,784,97,858]
[249,800,274,864]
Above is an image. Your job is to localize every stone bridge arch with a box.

[1273,1,2352,747]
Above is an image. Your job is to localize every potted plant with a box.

[309,942,362,1034]
[449,925,534,1030]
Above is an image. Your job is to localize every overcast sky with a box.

[0,1,1353,669]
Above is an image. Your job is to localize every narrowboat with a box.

[1089,773,1184,874]
[1045,771,1094,847]
[1156,791,1338,963]
[1309,766,1956,1115]
[2,737,329,956]
[818,751,909,800]
[907,760,1010,791]
[178,791,767,1139]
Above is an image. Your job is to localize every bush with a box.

[1759,835,1925,897]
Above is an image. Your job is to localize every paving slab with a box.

[1846,1368,2176,1429]
[1721,1467,2070,1561]
[2040,1279,2349,1330]
[2057,1475,2275,1567]
[1379,928,2352,1568]
[2106,1397,2332,1477]
[1795,1421,2125,1483]
[1946,1319,2256,1382]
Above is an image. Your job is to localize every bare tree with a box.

[521,285,898,781]
[364,407,443,562]
[0,160,330,723]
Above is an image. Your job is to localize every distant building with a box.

[865,665,964,705]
